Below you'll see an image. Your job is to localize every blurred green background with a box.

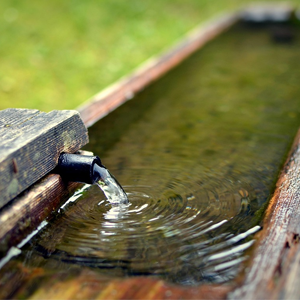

[1,0,298,111]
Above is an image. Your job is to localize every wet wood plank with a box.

[0,150,92,256]
[0,109,89,208]
[230,129,300,299]
[0,174,81,256]
[0,262,232,300]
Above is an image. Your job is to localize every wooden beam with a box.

[0,174,82,256]
[0,109,88,208]
[0,150,95,256]
[230,129,300,299]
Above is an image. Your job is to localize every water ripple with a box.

[28,167,261,285]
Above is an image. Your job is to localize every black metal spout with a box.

[57,153,105,184]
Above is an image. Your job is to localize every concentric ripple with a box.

[30,167,261,285]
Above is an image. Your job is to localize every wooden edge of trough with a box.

[0,151,94,256]
[0,263,231,300]
[0,109,89,209]
[229,128,300,299]
[0,176,80,255]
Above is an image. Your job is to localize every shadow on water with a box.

[17,21,300,286]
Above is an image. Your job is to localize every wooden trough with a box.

[1,3,300,299]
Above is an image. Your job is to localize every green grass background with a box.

[0,0,299,111]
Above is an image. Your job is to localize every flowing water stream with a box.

[94,164,128,205]
[4,21,300,289]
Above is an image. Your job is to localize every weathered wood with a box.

[0,109,88,208]
[78,12,239,128]
[0,174,81,256]
[0,263,232,300]
[230,129,300,299]
[28,275,231,300]
[0,150,92,256]
[0,108,40,127]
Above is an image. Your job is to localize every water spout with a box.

[94,164,128,205]
[57,153,128,205]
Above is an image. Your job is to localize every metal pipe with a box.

[57,153,105,184]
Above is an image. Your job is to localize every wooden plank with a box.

[0,150,92,256]
[0,263,232,300]
[78,12,239,128]
[0,108,40,127]
[0,109,89,208]
[0,174,81,256]
[230,129,300,299]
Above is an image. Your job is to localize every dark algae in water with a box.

[17,22,300,286]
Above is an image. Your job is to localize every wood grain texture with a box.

[78,12,238,128]
[0,150,93,256]
[230,129,300,299]
[0,263,232,300]
[0,174,81,256]
[0,109,88,208]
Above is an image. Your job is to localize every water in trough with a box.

[9,21,300,287]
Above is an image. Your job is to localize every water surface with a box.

[20,22,300,285]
